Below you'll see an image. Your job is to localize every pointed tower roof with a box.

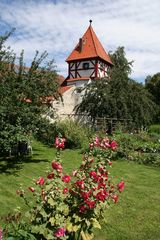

[66,20,113,65]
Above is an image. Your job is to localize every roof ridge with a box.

[89,26,98,57]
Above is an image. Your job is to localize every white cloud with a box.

[0,0,160,81]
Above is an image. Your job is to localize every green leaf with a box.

[91,218,101,229]
[48,197,55,206]
[49,217,55,226]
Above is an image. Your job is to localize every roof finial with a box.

[89,19,92,26]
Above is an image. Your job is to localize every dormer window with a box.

[83,62,89,69]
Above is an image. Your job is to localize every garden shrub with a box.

[148,124,160,135]
[55,119,94,149]
[35,119,94,149]
[3,136,124,240]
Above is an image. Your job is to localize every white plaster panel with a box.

[78,69,94,77]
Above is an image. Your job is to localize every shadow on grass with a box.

[0,155,49,175]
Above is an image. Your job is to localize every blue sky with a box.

[0,0,160,82]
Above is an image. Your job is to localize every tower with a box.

[64,20,113,87]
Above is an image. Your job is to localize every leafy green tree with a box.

[145,73,160,122]
[77,47,155,128]
[0,32,59,154]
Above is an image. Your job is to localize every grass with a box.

[0,139,160,239]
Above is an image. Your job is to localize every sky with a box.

[0,0,160,83]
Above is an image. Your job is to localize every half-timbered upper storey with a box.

[64,20,113,87]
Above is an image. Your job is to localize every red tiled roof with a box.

[59,86,71,94]
[66,25,113,65]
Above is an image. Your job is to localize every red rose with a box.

[81,190,92,200]
[47,172,54,179]
[112,194,119,203]
[110,140,118,150]
[89,171,97,178]
[36,177,45,185]
[79,205,87,213]
[117,181,125,192]
[52,161,62,172]
[109,161,112,166]
[55,137,66,149]
[62,175,71,183]
[54,227,66,237]
[75,180,85,189]
[86,200,96,209]
[63,188,69,194]
[96,190,109,202]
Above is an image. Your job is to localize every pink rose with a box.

[112,194,119,203]
[55,137,66,149]
[110,140,118,150]
[36,177,45,185]
[117,181,125,192]
[72,170,78,176]
[54,227,66,238]
[62,175,71,183]
[52,161,62,172]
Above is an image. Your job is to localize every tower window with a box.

[83,62,89,69]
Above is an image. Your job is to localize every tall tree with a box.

[77,47,155,128]
[0,32,59,153]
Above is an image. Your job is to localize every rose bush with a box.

[5,136,124,240]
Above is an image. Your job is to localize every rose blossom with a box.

[72,170,78,176]
[62,175,71,183]
[47,172,54,179]
[89,171,97,178]
[36,177,45,185]
[117,181,125,192]
[112,195,119,203]
[63,188,69,194]
[54,227,66,237]
[55,137,66,149]
[52,161,62,172]
[79,205,87,213]
[110,140,118,150]
[75,180,85,189]
[86,200,96,209]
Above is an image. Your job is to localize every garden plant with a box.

[3,136,124,240]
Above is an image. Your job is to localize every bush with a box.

[35,119,94,150]
[148,124,160,135]
[55,119,93,149]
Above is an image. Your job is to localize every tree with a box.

[0,32,60,154]
[145,73,160,122]
[77,47,156,129]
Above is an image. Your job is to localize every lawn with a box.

[0,140,160,240]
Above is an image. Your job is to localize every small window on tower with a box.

[83,62,89,69]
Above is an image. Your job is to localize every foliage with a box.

[56,119,94,149]
[3,136,124,240]
[0,31,60,154]
[35,119,94,149]
[148,124,160,135]
[114,132,160,166]
[77,47,156,128]
[145,73,160,122]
